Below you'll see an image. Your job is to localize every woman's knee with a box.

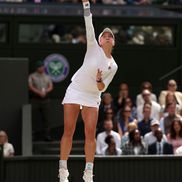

[63,126,75,138]
[85,126,96,140]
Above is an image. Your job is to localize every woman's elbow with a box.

[98,87,104,91]
[98,86,105,92]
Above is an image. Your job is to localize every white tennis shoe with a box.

[83,170,94,182]
[59,168,69,182]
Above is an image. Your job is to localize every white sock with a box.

[85,162,93,171]
[59,160,67,170]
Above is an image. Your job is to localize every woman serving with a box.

[59,1,118,181]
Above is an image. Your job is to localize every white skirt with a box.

[62,83,101,108]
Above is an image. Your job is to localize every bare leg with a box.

[81,106,98,163]
[60,104,80,160]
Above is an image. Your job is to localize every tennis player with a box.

[59,0,118,181]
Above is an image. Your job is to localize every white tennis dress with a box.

[62,14,118,108]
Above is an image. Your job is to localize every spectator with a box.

[101,135,122,156]
[0,131,14,157]
[28,60,53,141]
[98,93,114,125]
[105,108,119,132]
[121,122,138,148]
[160,103,181,135]
[122,129,146,155]
[113,83,129,114]
[97,108,115,134]
[115,105,137,137]
[96,119,121,155]
[136,81,157,107]
[97,93,115,133]
[138,103,152,137]
[160,91,181,117]
[167,119,182,153]
[144,119,167,147]
[124,97,137,119]
[148,128,173,155]
[137,89,161,121]
[159,79,182,109]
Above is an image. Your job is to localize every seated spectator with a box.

[137,89,161,121]
[159,79,182,109]
[96,119,121,155]
[101,135,122,156]
[160,103,181,135]
[167,119,182,153]
[144,119,167,147]
[138,103,152,137]
[97,93,114,133]
[97,108,117,134]
[160,91,181,117]
[124,97,137,119]
[121,122,138,148]
[122,129,147,155]
[113,83,130,114]
[148,128,173,155]
[136,81,157,107]
[98,92,114,123]
[115,105,137,137]
[0,130,14,157]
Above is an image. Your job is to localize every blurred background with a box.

[1,1,182,182]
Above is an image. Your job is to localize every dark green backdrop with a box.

[1,4,182,147]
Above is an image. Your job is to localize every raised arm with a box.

[82,0,97,46]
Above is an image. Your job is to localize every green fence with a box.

[3,155,182,182]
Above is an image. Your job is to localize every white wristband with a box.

[83,1,90,9]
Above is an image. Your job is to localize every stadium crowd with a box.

[96,79,182,155]
[17,24,173,46]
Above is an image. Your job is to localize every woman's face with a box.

[173,121,181,133]
[99,32,115,47]
[134,130,141,141]
[168,82,177,92]
[123,106,131,118]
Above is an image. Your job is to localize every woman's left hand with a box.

[96,69,103,82]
